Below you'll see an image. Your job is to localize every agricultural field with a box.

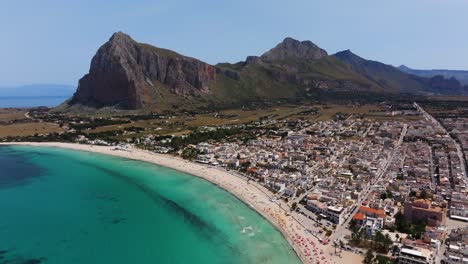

[0,109,28,123]
[0,122,63,138]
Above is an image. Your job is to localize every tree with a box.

[380,192,388,200]
[363,249,375,264]
[375,255,393,264]
[383,234,393,253]
[352,229,364,245]
[350,219,358,232]
[410,221,426,239]
[420,189,428,199]
[395,212,411,233]
[374,231,385,252]
[291,202,298,211]
[386,190,393,199]
[181,147,199,160]
[391,245,399,254]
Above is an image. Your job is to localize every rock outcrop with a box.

[71,32,216,109]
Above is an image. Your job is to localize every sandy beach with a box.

[1,142,363,264]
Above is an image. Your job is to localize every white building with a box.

[397,246,434,264]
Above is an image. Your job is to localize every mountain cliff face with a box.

[71,32,216,109]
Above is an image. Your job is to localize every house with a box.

[352,206,386,235]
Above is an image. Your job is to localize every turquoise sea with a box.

[0,146,301,264]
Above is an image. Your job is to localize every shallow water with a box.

[0,146,301,264]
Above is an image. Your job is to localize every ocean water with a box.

[0,96,68,108]
[0,146,301,264]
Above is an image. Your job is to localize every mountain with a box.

[69,33,389,111]
[0,84,75,97]
[333,50,424,93]
[214,38,387,103]
[333,50,468,95]
[67,32,467,112]
[398,65,468,86]
[70,32,216,109]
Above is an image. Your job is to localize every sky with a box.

[1,0,468,87]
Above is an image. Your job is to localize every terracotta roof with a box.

[247,167,257,173]
[359,206,385,218]
[353,212,365,221]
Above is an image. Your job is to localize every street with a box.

[330,123,407,241]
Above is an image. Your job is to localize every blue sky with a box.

[1,0,468,87]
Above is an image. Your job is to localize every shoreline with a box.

[1,142,362,264]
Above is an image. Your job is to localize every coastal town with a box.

[3,2,468,264]
[4,101,466,264]
[173,103,468,264]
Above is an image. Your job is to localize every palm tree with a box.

[383,234,393,253]
[374,231,385,252]
[352,229,363,245]
[363,249,375,264]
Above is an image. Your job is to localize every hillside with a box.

[333,50,468,95]
[212,38,390,106]
[333,50,424,93]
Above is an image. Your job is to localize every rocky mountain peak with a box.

[398,65,411,71]
[70,32,216,109]
[333,50,370,69]
[110,31,131,39]
[333,49,362,61]
[260,37,328,61]
[103,32,138,56]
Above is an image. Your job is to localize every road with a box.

[361,123,373,138]
[414,102,467,183]
[330,123,408,241]
[429,146,437,193]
